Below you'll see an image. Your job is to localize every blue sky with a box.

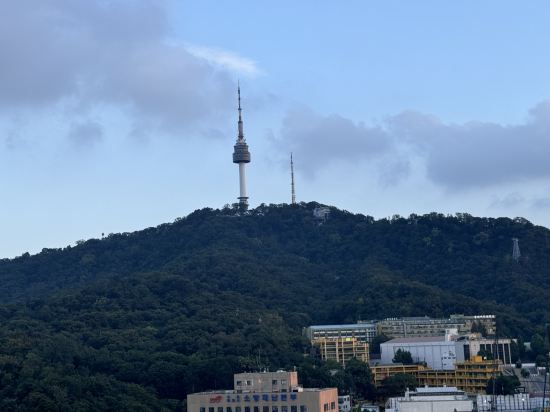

[1,1,550,257]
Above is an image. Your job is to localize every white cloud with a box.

[186,45,263,77]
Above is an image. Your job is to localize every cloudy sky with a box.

[1,1,550,257]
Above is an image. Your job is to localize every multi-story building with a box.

[305,324,374,367]
[377,315,495,338]
[417,356,501,394]
[313,337,369,366]
[187,371,338,412]
[304,324,376,343]
[372,356,501,395]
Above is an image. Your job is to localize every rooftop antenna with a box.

[290,153,296,205]
[512,238,521,261]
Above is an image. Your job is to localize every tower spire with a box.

[237,81,244,141]
[291,153,296,205]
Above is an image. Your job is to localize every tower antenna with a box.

[291,153,296,205]
[232,83,251,210]
[512,238,521,261]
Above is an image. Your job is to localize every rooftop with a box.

[308,324,375,330]
[384,336,448,344]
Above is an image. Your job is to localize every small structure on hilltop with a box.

[512,238,521,261]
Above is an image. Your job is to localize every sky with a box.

[1,1,550,258]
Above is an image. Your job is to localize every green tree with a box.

[344,358,376,401]
[531,334,548,357]
[392,349,413,365]
[486,375,520,395]
[380,374,417,397]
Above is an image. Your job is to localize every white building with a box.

[381,334,514,370]
[476,394,543,411]
[380,335,464,370]
[385,387,473,412]
[337,396,350,412]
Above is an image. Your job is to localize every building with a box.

[337,396,350,412]
[187,371,338,412]
[417,356,501,394]
[380,335,463,370]
[476,394,544,411]
[385,387,473,412]
[380,334,513,370]
[313,337,369,366]
[372,357,501,395]
[305,324,376,343]
[461,336,514,365]
[377,315,495,338]
[370,364,429,387]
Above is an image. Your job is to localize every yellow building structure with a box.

[313,337,369,367]
[371,356,501,394]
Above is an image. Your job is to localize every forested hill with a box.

[0,203,549,410]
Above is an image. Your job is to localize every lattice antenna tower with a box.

[290,153,296,205]
[512,238,521,261]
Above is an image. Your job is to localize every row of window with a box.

[323,402,336,411]
[236,380,288,386]
[202,406,306,412]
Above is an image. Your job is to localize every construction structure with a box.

[187,371,338,412]
[232,85,251,210]
[371,356,501,395]
[313,337,369,366]
[290,153,296,205]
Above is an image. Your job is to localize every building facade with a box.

[380,336,464,370]
[377,315,495,338]
[305,324,376,343]
[187,371,338,412]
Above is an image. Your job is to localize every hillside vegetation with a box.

[0,203,549,410]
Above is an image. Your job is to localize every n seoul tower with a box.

[232,85,251,210]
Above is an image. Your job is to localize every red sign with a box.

[210,396,223,403]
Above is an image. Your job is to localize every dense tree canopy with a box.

[0,203,548,409]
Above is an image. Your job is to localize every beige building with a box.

[187,371,338,412]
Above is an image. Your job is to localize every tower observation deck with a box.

[233,85,251,209]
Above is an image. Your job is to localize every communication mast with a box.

[512,238,521,261]
[232,84,251,210]
[290,153,296,205]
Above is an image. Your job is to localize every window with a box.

[331,402,336,410]
[219,407,224,412]
[324,404,329,412]
[237,381,242,386]
[291,407,297,412]
[272,407,278,412]
[254,407,260,412]
[272,380,278,385]
[200,408,206,412]
[236,407,241,412]
[300,406,307,412]
[282,407,288,412]
[247,380,252,386]
[281,379,287,385]
[227,408,232,412]
[209,408,215,412]
[263,407,269,412]
[245,407,250,412]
